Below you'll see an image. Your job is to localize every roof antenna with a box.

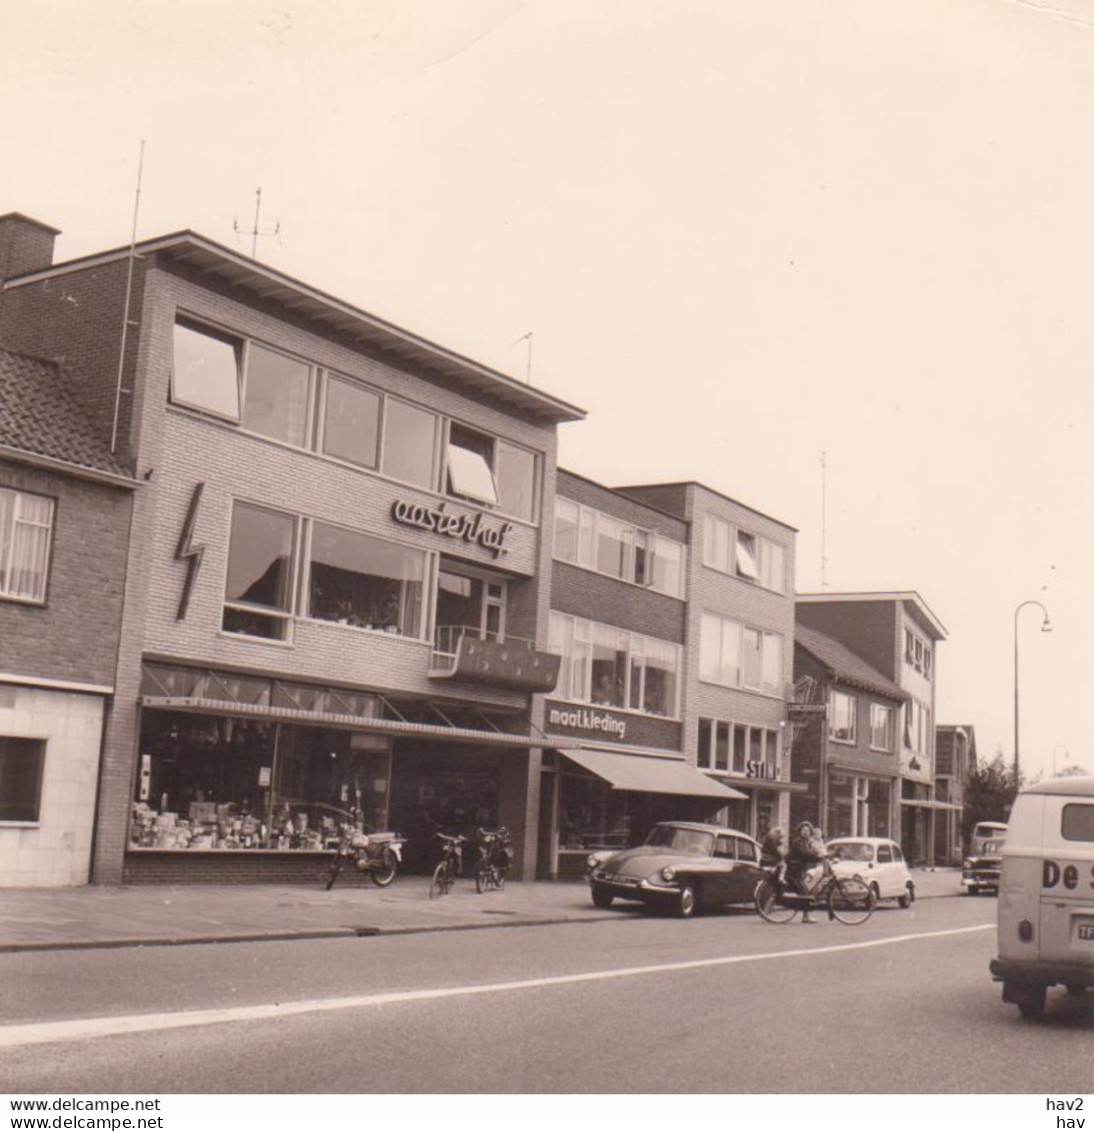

[513,330,533,383]
[110,138,146,455]
[821,450,829,590]
[233,188,280,259]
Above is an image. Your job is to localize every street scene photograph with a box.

[2,0,1094,1121]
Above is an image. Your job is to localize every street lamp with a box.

[1014,600,1052,787]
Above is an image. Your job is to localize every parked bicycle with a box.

[429,832,468,900]
[474,826,513,893]
[325,816,405,891]
[753,856,874,925]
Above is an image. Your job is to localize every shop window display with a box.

[129,712,392,852]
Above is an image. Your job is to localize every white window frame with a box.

[552,501,686,598]
[0,487,55,605]
[702,513,785,594]
[829,689,857,744]
[870,703,895,753]
[699,611,783,697]
[546,611,681,718]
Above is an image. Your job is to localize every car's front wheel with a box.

[591,883,614,909]
[898,881,915,909]
[675,881,697,919]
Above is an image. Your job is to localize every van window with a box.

[1061,804,1094,842]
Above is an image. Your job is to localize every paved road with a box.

[0,896,1088,1093]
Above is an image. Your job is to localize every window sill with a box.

[829,736,858,747]
[300,616,428,646]
[869,745,895,754]
[0,594,47,608]
[0,821,41,828]
[217,630,295,650]
[699,562,785,597]
[697,677,786,702]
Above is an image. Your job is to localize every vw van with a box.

[990,776,1094,1018]
[963,820,1008,894]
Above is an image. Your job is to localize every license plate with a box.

[1078,925,1094,941]
[608,874,638,887]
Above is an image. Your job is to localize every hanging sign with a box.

[390,499,512,557]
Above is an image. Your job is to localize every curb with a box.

[0,891,964,954]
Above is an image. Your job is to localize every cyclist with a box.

[787,821,828,923]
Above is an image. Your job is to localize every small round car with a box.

[827,836,915,908]
[586,821,765,918]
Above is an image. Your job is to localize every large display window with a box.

[129,710,392,852]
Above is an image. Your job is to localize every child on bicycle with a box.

[761,827,789,889]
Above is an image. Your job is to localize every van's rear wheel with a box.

[1012,984,1047,1019]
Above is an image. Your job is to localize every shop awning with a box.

[561,747,748,800]
[900,798,963,811]
[141,695,551,749]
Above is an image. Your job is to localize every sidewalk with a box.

[0,868,965,953]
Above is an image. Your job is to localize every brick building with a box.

[0,212,583,884]
[795,592,954,865]
[542,470,746,877]
[790,623,906,839]
[0,319,136,884]
[620,481,801,841]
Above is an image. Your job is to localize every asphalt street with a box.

[1,895,1088,1093]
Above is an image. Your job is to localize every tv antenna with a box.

[821,450,829,590]
[233,188,280,259]
[513,330,533,383]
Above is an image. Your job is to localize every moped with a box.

[325,815,405,890]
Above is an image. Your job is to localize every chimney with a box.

[0,213,60,281]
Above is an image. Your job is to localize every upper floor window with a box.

[829,690,857,743]
[321,375,381,471]
[699,612,783,697]
[0,487,54,604]
[307,521,425,638]
[870,703,895,752]
[702,514,785,594]
[171,320,242,421]
[547,612,681,718]
[171,318,539,521]
[445,423,537,522]
[904,699,931,753]
[904,628,932,679]
[221,502,429,645]
[222,502,297,642]
[552,499,686,598]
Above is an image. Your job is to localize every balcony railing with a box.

[428,625,561,693]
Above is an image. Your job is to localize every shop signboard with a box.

[390,499,513,558]
[544,701,683,751]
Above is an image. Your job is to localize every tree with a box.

[962,753,1019,849]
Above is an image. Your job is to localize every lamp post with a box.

[1014,600,1052,787]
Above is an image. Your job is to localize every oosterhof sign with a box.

[390,499,512,557]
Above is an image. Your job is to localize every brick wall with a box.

[93,262,562,883]
[0,460,132,688]
[551,561,685,643]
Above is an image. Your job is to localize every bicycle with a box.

[474,826,513,894]
[429,832,467,900]
[754,856,874,925]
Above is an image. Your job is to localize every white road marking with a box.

[0,923,992,1050]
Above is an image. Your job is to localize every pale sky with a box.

[3,0,1092,781]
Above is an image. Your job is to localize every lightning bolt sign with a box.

[175,482,206,620]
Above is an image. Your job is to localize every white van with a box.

[990,776,1094,1018]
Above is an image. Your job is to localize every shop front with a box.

[125,661,544,883]
[825,769,897,840]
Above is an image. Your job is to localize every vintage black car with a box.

[586,821,765,918]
